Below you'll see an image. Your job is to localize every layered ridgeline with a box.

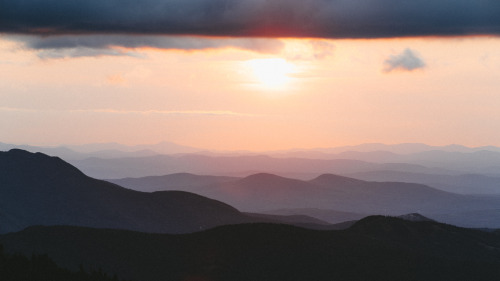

[4,141,500,195]
[111,173,500,228]
[1,217,499,281]
[0,149,260,234]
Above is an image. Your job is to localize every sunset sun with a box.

[246,58,295,89]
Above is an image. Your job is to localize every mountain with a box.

[69,154,451,179]
[242,213,341,230]
[0,245,125,281]
[1,218,499,281]
[318,150,500,177]
[273,146,500,178]
[111,172,500,228]
[308,174,500,227]
[0,141,161,160]
[67,141,201,155]
[110,173,239,193]
[107,171,500,228]
[347,170,500,195]
[261,208,367,224]
[0,141,203,160]
[397,213,435,222]
[0,149,256,234]
[311,143,500,154]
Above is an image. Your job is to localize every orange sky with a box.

[1,35,500,151]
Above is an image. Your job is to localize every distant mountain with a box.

[273,146,500,177]
[0,141,204,160]
[397,213,435,222]
[0,142,88,160]
[67,141,201,155]
[109,171,500,228]
[242,213,341,230]
[71,153,453,179]
[347,170,500,195]
[321,150,500,177]
[313,143,500,154]
[0,141,161,160]
[110,173,239,193]
[111,171,458,213]
[261,208,367,224]
[0,149,256,234]
[1,218,499,281]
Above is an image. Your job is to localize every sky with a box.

[1,0,500,151]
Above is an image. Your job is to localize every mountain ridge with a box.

[0,149,252,234]
[1,217,499,281]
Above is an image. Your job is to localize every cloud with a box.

[72,109,258,117]
[0,106,257,117]
[1,0,500,39]
[384,48,425,72]
[309,40,335,59]
[282,40,335,61]
[35,46,145,59]
[9,34,284,58]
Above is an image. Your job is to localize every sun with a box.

[246,58,295,90]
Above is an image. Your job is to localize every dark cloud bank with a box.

[2,0,500,38]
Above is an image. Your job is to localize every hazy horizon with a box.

[4,140,500,154]
[2,1,500,151]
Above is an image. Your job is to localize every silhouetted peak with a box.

[159,172,200,180]
[243,173,286,180]
[397,213,435,222]
[6,148,46,157]
[310,173,366,186]
[0,149,86,179]
[349,215,440,236]
[240,173,296,184]
[151,190,242,213]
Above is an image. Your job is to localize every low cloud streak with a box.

[0,107,257,117]
[11,34,284,58]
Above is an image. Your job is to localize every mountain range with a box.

[2,147,500,280]
[4,141,500,196]
[110,172,500,228]
[1,149,348,234]
[0,149,260,234]
[3,148,500,232]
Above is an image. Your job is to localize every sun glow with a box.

[246,58,295,89]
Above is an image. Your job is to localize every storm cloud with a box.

[2,0,500,38]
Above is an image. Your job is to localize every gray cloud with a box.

[35,47,145,59]
[384,48,425,72]
[10,34,284,58]
[1,0,500,39]
[20,35,283,52]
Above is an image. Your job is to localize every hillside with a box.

[0,149,253,234]
[1,217,499,281]
[108,171,500,227]
[110,172,239,193]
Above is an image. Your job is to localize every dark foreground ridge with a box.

[1,217,500,281]
[0,149,253,234]
[0,244,128,281]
